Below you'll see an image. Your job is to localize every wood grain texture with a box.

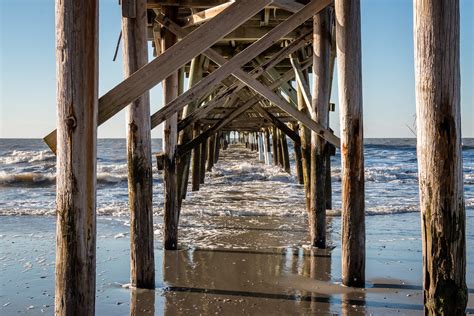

[122,0,155,288]
[414,0,467,313]
[309,7,332,249]
[44,0,270,153]
[335,0,365,287]
[54,0,98,314]
[161,6,179,250]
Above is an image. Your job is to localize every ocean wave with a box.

[0,171,56,186]
[0,150,55,165]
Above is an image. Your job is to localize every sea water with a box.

[0,138,472,218]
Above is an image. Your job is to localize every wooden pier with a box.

[45,0,466,314]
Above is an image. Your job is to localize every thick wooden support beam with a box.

[151,0,339,148]
[264,129,272,164]
[272,0,305,13]
[162,6,180,251]
[335,0,365,287]
[182,2,233,27]
[290,55,315,117]
[414,0,467,313]
[309,7,332,249]
[172,32,313,132]
[43,0,270,153]
[206,135,215,171]
[122,0,154,288]
[178,99,258,155]
[54,0,98,314]
[199,135,207,183]
[191,125,201,191]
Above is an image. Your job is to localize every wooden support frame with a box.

[150,0,339,148]
[290,54,315,117]
[44,0,271,153]
[182,2,234,28]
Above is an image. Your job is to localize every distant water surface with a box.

[0,138,472,218]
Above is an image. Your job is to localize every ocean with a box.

[1,138,472,219]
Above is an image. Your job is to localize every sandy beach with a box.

[1,144,473,315]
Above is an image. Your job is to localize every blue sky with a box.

[0,0,472,138]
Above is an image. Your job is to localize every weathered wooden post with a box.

[178,56,205,199]
[272,127,278,166]
[207,134,215,171]
[162,6,180,250]
[122,0,155,288]
[309,7,332,248]
[296,70,312,211]
[191,124,201,191]
[414,0,467,313]
[200,133,207,184]
[335,0,365,287]
[54,0,98,314]
[280,131,291,173]
[264,128,272,164]
[258,132,265,161]
[292,122,304,184]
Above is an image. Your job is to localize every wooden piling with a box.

[292,123,304,184]
[414,0,467,313]
[199,134,207,184]
[335,0,365,287]
[280,131,291,173]
[162,6,180,250]
[178,56,205,200]
[264,129,272,164]
[309,7,332,248]
[272,127,278,166]
[297,68,312,211]
[54,0,98,314]
[207,134,215,171]
[191,124,201,191]
[122,0,154,288]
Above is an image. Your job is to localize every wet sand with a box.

[1,145,473,315]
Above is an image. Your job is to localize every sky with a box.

[0,0,472,139]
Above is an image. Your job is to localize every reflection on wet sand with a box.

[130,288,155,316]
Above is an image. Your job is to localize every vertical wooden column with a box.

[325,145,333,209]
[309,7,332,248]
[264,129,272,164]
[297,72,312,211]
[122,0,155,288]
[54,0,98,314]
[335,0,365,287]
[258,132,265,161]
[414,0,467,313]
[207,134,215,171]
[292,123,304,184]
[178,56,204,199]
[162,6,179,250]
[280,131,291,173]
[276,129,283,167]
[199,132,207,184]
[272,127,278,166]
[191,124,201,191]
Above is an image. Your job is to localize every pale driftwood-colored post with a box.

[264,129,272,164]
[54,0,98,314]
[122,0,155,289]
[162,6,179,250]
[335,0,365,287]
[191,124,201,191]
[309,7,332,248]
[414,0,467,313]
